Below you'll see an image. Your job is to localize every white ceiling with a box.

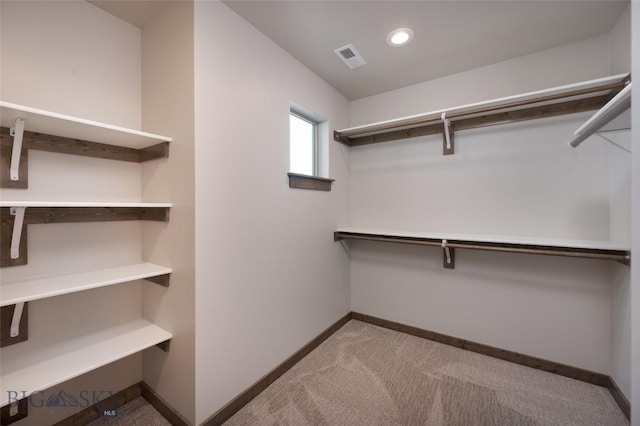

[224,0,628,100]
[88,0,629,100]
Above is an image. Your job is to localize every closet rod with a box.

[334,232,630,264]
[335,74,629,145]
[569,82,632,148]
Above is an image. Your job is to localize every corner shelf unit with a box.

[0,319,172,407]
[333,74,629,153]
[0,101,172,189]
[335,228,631,269]
[0,102,174,423]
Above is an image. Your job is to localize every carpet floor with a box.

[225,320,628,425]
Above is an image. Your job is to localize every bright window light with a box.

[290,112,316,176]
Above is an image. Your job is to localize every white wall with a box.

[349,36,620,373]
[631,1,639,423]
[610,5,631,75]
[194,2,350,423]
[0,2,145,424]
[141,1,196,424]
[0,0,141,128]
[607,3,633,402]
[611,262,632,399]
[351,35,611,126]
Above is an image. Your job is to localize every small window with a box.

[289,111,317,176]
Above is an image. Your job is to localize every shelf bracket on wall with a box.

[1,302,28,347]
[10,302,25,338]
[144,273,171,287]
[10,207,26,260]
[9,118,25,182]
[441,113,454,155]
[0,398,28,425]
[156,339,171,352]
[441,239,455,269]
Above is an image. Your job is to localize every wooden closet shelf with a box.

[0,319,172,407]
[1,102,172,188]
[0,201,171,208]
[0,203,171,267]
[0,102,171,148]
[1,263,172,307]
[0,203,171,224]
[334,74,629,147]
[335,228,630,266]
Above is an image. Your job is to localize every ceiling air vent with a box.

[334,44,366,70]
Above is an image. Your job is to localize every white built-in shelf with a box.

[0,263,172,307]
[336,227,629,251]
[0,319,172,407]
[0,101,172,149]
[334,74,629,148]
[0,201,172,208]
[0,201,171,268]
[335,228,630,264]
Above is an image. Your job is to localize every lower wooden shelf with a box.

[0,319,172,407]
[0,263,172,307]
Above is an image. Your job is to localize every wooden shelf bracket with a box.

[9,118,25,182]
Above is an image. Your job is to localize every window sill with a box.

[287,173,334,191]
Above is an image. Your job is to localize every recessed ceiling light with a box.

[386,28,414,47]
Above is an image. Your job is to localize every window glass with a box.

[290,113,316,175]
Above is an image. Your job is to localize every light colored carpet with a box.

[86,397,170,426]
[225,320,628,425]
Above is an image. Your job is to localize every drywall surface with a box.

[607,4,632,401]
[0,0,141,128]
[141,1,196,423]
[631,1,639,422]
[348,37,618,373]
[351,35,610,126]
[609,131,633,246]
[194,2,350,423]
[0,2,144,424]
[349,114,610,240]
[609,131,632,399]
[611,263,631,400]
[609,4,631,75]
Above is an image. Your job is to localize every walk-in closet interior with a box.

[0,1,638,425]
